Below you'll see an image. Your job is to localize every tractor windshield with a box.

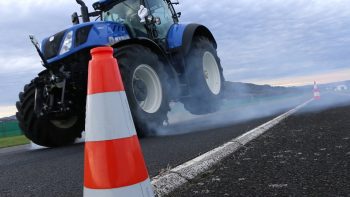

[102,0,148,37]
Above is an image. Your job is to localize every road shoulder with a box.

[152,99,313,196]
[167,103,350,196]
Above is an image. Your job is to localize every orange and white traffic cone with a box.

[83,47,154,197]
[313,81,321,100]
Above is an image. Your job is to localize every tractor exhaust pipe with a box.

[76,0,90,22]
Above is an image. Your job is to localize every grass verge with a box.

[0,135,30,148]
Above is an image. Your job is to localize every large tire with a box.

[183,36,225,115]
[114,45,170,136]
[16,81,84,147]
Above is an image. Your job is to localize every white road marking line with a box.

[151,99,313,196]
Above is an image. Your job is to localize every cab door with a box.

[146,0,175,39]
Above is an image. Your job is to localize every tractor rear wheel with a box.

[183,37,225,115]
[114,45,170,136]
[16,80,84,147]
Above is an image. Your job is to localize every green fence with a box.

[0,121,22,138]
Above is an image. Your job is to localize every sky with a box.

[1,0,350,115]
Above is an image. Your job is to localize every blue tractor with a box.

[16,0,225,147]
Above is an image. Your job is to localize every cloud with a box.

[0,55,42,74]
[1,0,350,106]
[0,71,40,105]
[0,1,100,107]
[177,0,350,82]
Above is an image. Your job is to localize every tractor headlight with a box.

[59,31,73,55]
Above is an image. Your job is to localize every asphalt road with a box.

[0,93,342,197]
[168,93,350,196]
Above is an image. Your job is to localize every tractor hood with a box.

[41,21,130,64]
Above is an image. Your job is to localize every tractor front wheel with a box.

[16,81,84,147]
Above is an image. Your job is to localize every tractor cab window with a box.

[147,0,174,39]
[102,0,148,38]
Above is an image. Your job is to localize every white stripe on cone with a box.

[85,91,136,142]
[84,178,154,197]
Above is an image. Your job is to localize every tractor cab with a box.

[95,0,178,43]
[101,0,148,37]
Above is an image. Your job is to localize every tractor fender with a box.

[183,24,217,55]
[113,38,166,60]
[168,23,217,55]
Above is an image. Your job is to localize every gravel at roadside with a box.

[168,100,350,196]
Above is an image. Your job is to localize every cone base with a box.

[84,178,154,197]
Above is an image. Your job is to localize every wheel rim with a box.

[132,64,163,114]
[202,51,221,95]
[50,116,78,129]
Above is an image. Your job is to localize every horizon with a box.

[248,68,350,87]
[1,78,349,118]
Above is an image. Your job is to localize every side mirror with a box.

[72,12,80,25]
